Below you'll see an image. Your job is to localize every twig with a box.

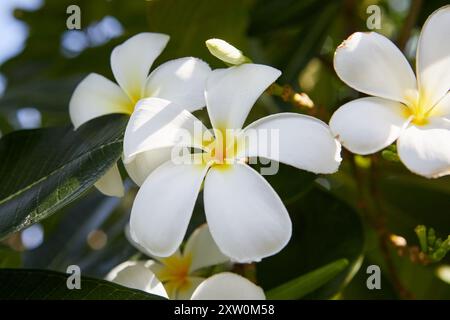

[369,155,414,299]
[266,83,314,109]
[350,153,414,299]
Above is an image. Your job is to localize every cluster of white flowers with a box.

[70,33,211,197]
[69,6,449,299]
[106,224,265,299]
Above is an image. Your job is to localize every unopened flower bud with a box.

[206,38,250,65]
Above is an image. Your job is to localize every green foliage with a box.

[146,0,251,68]
[257,185,364,299]
[382,145,400,162]
[249,0,341,85]
[415,225,450,263]
[0,114,128,238]
[266,258,349,300]
[0,246,22,268]
[0,269,165,300]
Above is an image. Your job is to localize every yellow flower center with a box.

[156,254,192,295]
[201,127,239,170]
[403,90,433,126]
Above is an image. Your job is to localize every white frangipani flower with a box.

[330,6,450,178]
[123,63,342,263]
[108,266,264,300]
[107,224,231,299]
[69,32,211,196]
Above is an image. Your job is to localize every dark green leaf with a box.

[249,0,331,35]
[266,258,349,300]
[248,0,340,85]
[0,246,22,268]
[255,162,317,202]
[279,4,339,84]
[257,185,364,299]
[146,0,251,68]
[0,268,165,300]
[0,114,128,238]
[380,173,450,238]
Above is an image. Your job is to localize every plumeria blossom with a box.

[108,266,265,300]
[330,6,450,178]
[106,224,254,299]
[123,63,342,263]
[69,32,211,196]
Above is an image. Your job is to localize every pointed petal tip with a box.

[204,164,292,263]
[334,32,417,103]
[111,32,170,100]
[94,163,125,197]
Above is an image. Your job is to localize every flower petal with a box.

[205,64,281,130]
[105,260,168,298]
[176,276,205,300]
[240,113,342,174]
[123,98,212,162]
[124,224,162,259]
[329,97,410,155]
[334,32,417,104]
[111,33,169,101]
[130,160,209,257]
[124,147,173,186]
[416,6,450,110]
[125,223,185,268]
[430,92,450,118]
[183,224,229,273]
[190,272,265,300]
[94,163,124,197]
[204,163,291,263]
[124,224,182,265]
[145,57,211,111]
[69,73,131,128]
[397,118,450,178]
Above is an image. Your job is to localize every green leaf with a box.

[23,191,136,278]
[0,246,22,268]
[278,4,339,84]
[0,114,128,239]
[248,0,340,85]
[257,185,364,299]
[0,269,165,300]
[266,258,349,300]
[249,0,328,34]
[253,163,316,202]
[380,174,450,238]
[146,0,251,68]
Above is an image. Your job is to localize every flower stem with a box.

[266,83,314,109]
[349,152,414,299]
[397,0,423,51]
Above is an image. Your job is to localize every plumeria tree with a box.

[0,0,449,301]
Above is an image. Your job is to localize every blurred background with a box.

[0,0,449,299]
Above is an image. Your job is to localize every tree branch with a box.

[397,0,423,51]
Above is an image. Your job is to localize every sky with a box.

[0,0,43,65]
